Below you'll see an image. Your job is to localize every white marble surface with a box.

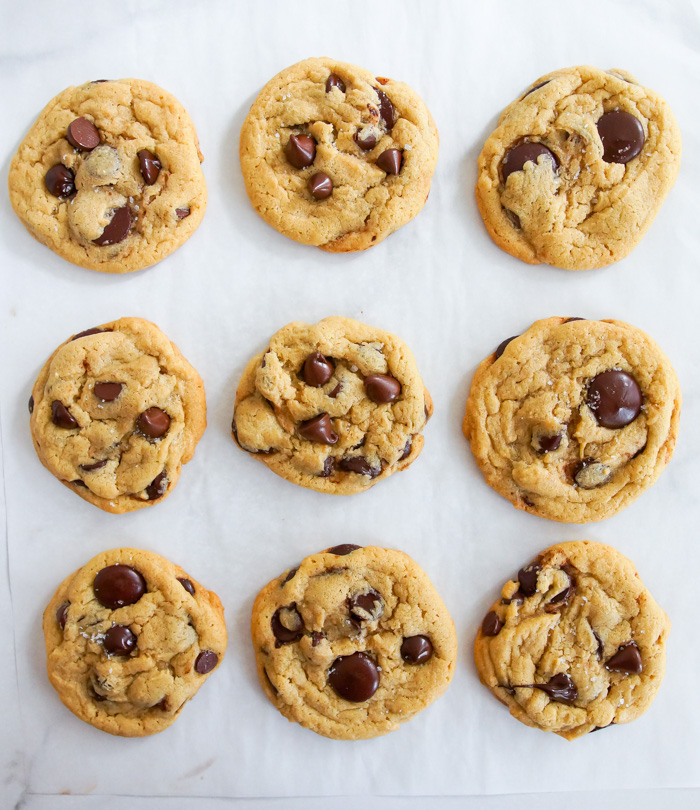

[2,0,700,807]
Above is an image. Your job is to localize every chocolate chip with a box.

[271,604,304,646]
[194,650,218,674]
[564,317,585,323]
[66,117,100,151]
[326,73,346,93]
[503,209,521,229]
[80,459,108,472]
[308,172,333,200]
[545,573,575,612]
[103,625,137,656]
[586,370,642,429]
[327,544,361,555]
[376,149,402,175]
[328,382,342,398]
[523,673,577,703]
[375,87,396,130]
[72,327,105,341]
[495,335,518,359]
[137,149,161,185]
[56,602,69,629]
[94,382,123,402]
[399,438,412,461]
[593,631,604,659]
[303,353,334,386]
[337,456,379,477]
[481,611,503,636]
[93,206,132,246]
[154,697,169,711]
[328,651,379,702]
[298,413,338,445]
[517,562,541,597]
[45,164,75,198]
[605,642,642,674]
[312,632,324,646]
[94,564,146,609]
[28,395,34,415]
[319,457,335,477]
[175,208,190,219]
[364,374,401,404]
[597,110,645,164]
[501,142,558,182]
[71,479,87,488]
[401,635,434,664]
[51,401,78,429]
[348,590,383,623]
[502,590,524,606]
[285,134,316,169]
[572,458,611,489]
[354,130,377,151]
[537,433,562,454]
[178,577,195,595]
[283,568,298,584]
[145,471,168,501]
[522,80,550,99]
[137,407,171,439]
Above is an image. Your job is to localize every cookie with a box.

[475,66,681,270]
[8,78,206,273]
[251,544,457,740]
[232,317,431,494]
[463,317,680,523]
[43,548,226,737]
[30,317,206,513]
[474,541,669,739]
[239,57,438,251]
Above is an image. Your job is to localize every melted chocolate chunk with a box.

[103,625,136,656]
[375,87,396,130]
[327,544,361,556]
[56,602,70,629]
[597,110,645,164]
[586,370,642,429]
[145,471,168,501]
[348,590,383,623]
[94,382,123,402]
[298,413,338,445]
[137,149,162,185]
[400,635,433,664]
[309,172,333,200]
[605,642,643,674]
[93,565,146,609]
[45,164,75,198]
[271,604,304,646]
[354,130,377,151]
[80,459,108,472]
[178,577,195,595]
[501,142,558,182]
[67,117,100,150]
[93,206,132,246]
[51,401,77,429]
[328,651,379,702]
[325,73,346,93]
[481,611,503,636]
[137,407,171,439]
[516,673,577,703]
[285,134,316,169]
[194,650,218,674]
[376,148,402,175]
[517,562,541,597]
[337,456,379,477]
[302,352,334,386]
[495,335,518,359]
[364,374,401,404]
[537,433,562,454]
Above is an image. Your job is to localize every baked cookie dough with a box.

[8,78,206,273]
[30,317,206,513]
[239,57,438,251]
[232,316,432,494]
[476,66,681,270]
[463,317,680,523]
[44,548,226,737]
[474,541,669,739]
[251,544,457,740]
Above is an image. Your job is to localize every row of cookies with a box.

[29,315,680,523]
[44,539,669,741]
[8,59,680,272]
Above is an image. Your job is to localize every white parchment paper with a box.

[2,0,699,800]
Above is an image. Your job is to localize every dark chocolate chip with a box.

[590,722,614,733]
[45,164,75,198]
[80,459,108,472]
[94,564,146,609]
[522,80,550,99]
[605,642,642,674]
[502,590,524,606]
[298,413,338,445]
[51,401,78,429]
[495,335,518,359]
[94,382,123,402]
[319,457,335,477]
[137,149,161,185]
[593,631,604,659]
[28,395,34,414]
[93,206,132,246]
[283,568,298,585]
[545,573,575,612]
[354,130,377,151]
[271,604,304,646]
[399,438,412,461]
[308,172,333,200]
[327,544,361,555]
[72,327,105,341]
[537,433,562,454]
[325,73,346,93]
[71,479,87,488]
[348,590,383,623]
[137,407,171,439]
[401,635,434,664]
[597,110,645,164]
[337,456,379,477]
[523,673,577,703]
[66,117,100,151]
[517,562,541,597]
[145,471,168,501]
[302,352,334,386]
[312,631,324,646]
[103,625,137,656]
[285,134,316,169]
[501,142,558,182]
[586,370,642,429]
[328,651,379,702]
[376,148,402,175]
[503,209,521,229]
[375,87,396,130]
[481,611,503,636]
[175,208,191,219]
[194,650,218,674]
[178,577,195,595]
[364,374,401,404]
[563,317,585,323]
[56,602,70,629]
[328,382,342,398]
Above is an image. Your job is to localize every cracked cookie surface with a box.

[232,316,431,495]
[44,547,226,737]
[251,544,457,740]
[463,317,680,523]
[474,541,669,739]
[239,57,438,251]
[9,78,206,273]
[30,317,206,513]
[476,66,681,270]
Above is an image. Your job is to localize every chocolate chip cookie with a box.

[463,317,681,523]
[8,79,206,273]
[251,544,457,740]
[474,541,669,739]
[476,66,681,270]
[239,57,438,251]
[30,318,206,513]
[232,317,432,494]
[44,548,226,737]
